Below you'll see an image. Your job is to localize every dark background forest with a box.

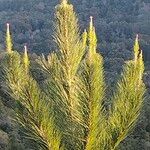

[0,0,150,149]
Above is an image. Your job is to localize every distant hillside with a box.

[0,0,149,60]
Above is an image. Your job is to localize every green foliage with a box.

[2,52,62,150]
[1,0,146,150]
[6,23,13,53]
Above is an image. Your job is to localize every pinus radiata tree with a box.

[2,0,145,150]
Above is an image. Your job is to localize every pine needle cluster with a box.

[2,0,145,150]
[6,23,13,53]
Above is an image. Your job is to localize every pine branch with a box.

[109,37,145,149]
[6,23,13,53]
[78,17,109,150]
[37,1,88,149]
[2,52,62,150]
[2,1,146,150]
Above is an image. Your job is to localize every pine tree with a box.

[2,0,145,150]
